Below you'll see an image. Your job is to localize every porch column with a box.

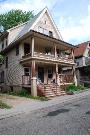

[72,66,77,86]
[31,37,34,57]
[55,45,57,59]
[56,64,59,84]
[31,60,37,97]
[71,48,74,62]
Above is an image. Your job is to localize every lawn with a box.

[0,100,11,109]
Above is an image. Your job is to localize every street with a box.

[0,94,90,135]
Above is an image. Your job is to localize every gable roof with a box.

[8,7,62,44]
[74,42,88,58]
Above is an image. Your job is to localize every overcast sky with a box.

[0,0,90,45]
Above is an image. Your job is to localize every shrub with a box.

[66,84,79,93]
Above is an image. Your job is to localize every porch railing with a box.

[59,74,74,83]
[22,75,31,85]
[21,52,73,62]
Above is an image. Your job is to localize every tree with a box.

[0,10,34,30]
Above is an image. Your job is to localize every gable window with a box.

[38,26,43,33]
[44,29,49,35]
[24,67,31,76]
[16,44,19,55]
[0,71,4,83]
[49,31,53,37]
[6,57,8,68]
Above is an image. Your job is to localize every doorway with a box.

[38,67,44,83]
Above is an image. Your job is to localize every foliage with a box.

[9,89,48,101]
[0,100,11,109]
[66,84,85,93]
[0,10,34,30]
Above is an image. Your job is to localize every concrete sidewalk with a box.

[0,90,90,120]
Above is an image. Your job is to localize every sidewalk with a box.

[0,90,90,120]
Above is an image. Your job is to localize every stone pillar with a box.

[31,37,34,57]
[31,60,37,97]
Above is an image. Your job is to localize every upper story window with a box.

[2,40,4,50]
[88,50,90,57]
[24,43,30,56]
[38,26,53,37]
[49,31,53,37]
[6,56,8,68]
[16,44,19,56]
[38,27,43,33]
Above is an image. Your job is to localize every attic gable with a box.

[31,7,63,40]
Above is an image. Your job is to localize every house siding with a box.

[0,43,24,86]
[33,12,60,39]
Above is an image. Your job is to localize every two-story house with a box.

[0,7,76,97]
[74,41,90,87]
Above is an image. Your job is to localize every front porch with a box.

[22,61,75,97]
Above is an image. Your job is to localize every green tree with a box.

[0,10,34,30]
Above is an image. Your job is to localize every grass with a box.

[66,84,85,94]
[0,100,11,109]
[8,89,48,101]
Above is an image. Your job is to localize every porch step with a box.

[61,90,66,95]
[52,85,61,96]
[44,84,55,98]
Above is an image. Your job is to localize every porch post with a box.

[31,60,37,97]
[31,37,34,57]
[56,64,59,84]
[71,48,74,62]
[55,45,57,59]
[72,66,77,86]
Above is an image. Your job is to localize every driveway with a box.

[0,91,90,135]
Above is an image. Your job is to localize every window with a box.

[38,26,43,33]
[0,71,4,83]
[49,31,53,37]
[48,67,53,78]
[16,44,19,55]
[44,29,49,35]
[2,41,4,50]
[24,68,31,76]
[24,43,30,55]
[6,57,8,68]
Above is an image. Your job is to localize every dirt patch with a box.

[0,94,31,108]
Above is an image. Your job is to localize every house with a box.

[74,41,90,87]
[0,7,76,97]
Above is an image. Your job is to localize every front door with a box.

[38,67,44,83]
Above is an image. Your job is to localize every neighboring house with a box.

[74,41,90,87]
[0,7,76,97]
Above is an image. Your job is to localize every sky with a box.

[0,0,90,45]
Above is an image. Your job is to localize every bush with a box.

[66,84,85,94]
[66,84,78,93]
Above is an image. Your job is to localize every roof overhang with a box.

[1,30,75,54]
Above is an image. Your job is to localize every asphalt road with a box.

[0,95,90,135]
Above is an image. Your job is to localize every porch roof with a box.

[1,30,74,54]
